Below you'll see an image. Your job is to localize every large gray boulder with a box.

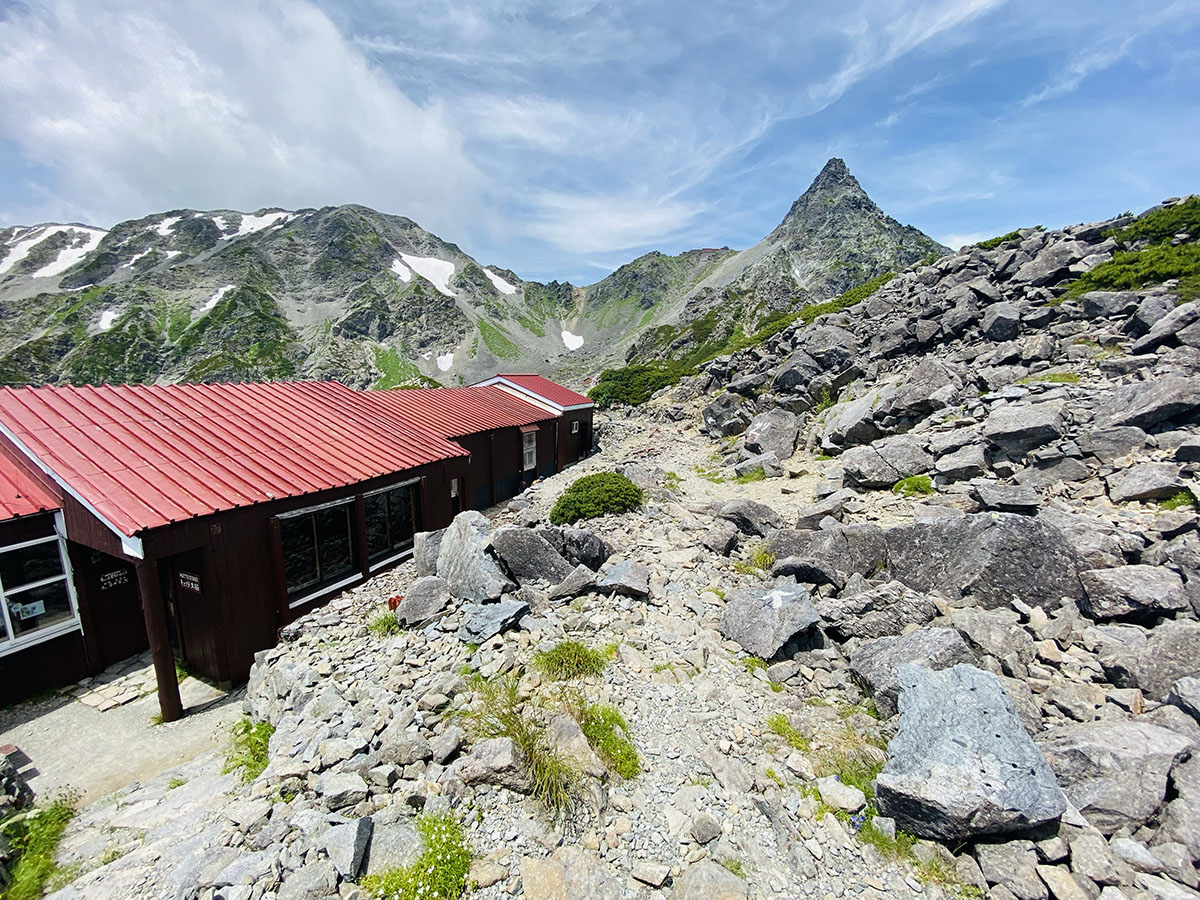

[1096,376,1200,429]
[1036,721,1193,833]
[716,499,784,536]
[719,583,819,659]
[412,528,445,577]
[982,302,1021,341]
[702,392,755,438]
[743,408,799,461]
[1131,302,1200,354]
[395,575,453,626]
[1098,620,1200,700]
[537,525,613,571]
[1080,565,1189,620]
[950,607,1036,674]
[671,859,748,900]
[490,525,574,584]
[802,522,888,576]
[596,559,650,597]
[815,581,937,641]
[875,664,1066,841]
[1106,463,1185,503]
[850,627,977,718]
[457,599,529,643]
[436,511,516,601]
[840,435,933,490]
[883,513,1085,610]
[796,324,859,370]
[983,401,1067,456]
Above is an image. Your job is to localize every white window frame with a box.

[277,497,360,609]
[571,421,580,434]
[0,514,82,657]
[523,431,537,470]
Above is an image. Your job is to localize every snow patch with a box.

[234,211,290,237]
[1,225,106,276]
[202,285,236,312]
[211,215,228,233]
[561,330,585,351]
[390,258,412,282]
[121,249,152,269]
[437,352,454,372]
[484,268,517,295]
[163,250,181,260]
[399,253,456,297]
[155,216,181,236]
[32,227,108,278]
[98,309,120,331]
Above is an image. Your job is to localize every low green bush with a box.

[892,475,934,498]
[534,640,614,680]
[1111,196,1200,246]
[975,229,1025,250]
[766,712,811,752]
[578,703,640,779]
[1065,243,1200,300]
[588,362,687,408]
[549,472,644,525]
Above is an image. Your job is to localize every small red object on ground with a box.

[387,594,403,611]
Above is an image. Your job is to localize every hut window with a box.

[0,530,79,655]
[523,431,537,469]
[278,499,358,604]
[365,480,421,566]
[571,421,580,434]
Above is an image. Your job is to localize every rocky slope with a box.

[0,159,943,389]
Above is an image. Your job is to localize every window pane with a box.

[7,579,72,638]
[315,505,356,583]
[388,486,415,552]
[280,516,318,595]
[0,541,64,591]
[364,493,390,560]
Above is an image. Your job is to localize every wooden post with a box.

[135,559,183,722]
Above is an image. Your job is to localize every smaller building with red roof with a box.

[471,374,594,471]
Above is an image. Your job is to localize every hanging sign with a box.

[178,571,201,593]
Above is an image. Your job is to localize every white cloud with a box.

[0,0,483,236]
[1021,40,1131,107]
[937,231,992,249]
[527,189,704,254]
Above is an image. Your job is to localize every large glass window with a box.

[365,480,420,565]
[278,500,359,605]
[0,532,80,654]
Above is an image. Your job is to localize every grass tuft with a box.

[223,717,274,782]
[575,701,640,779]
[1017,372,1081,385]
[721,859,747,878]
[1161,489,1199,511]
[1,792,78,900]
[741,656,767,674]
[464,675,579,823]
[533,640,614,681]
[735,467,766,484]
[360,812,471,900]
[368,612,402,636]
[766,712,811,752]
[892,475,934,498]
[857,819,917,860]
[693,465,725,484]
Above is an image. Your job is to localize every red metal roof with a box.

[358,386,553,439]
[477,374,592,409]
[0,382,467,537]
[0,448,60,522]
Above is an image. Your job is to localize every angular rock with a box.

[363,822,423,877]
[412,528,445,577]
[734,452,782,479]
[976,841,1048,900]
[277,859,337,900]
[547,564,598,601]
[973,482,1042,513]
[457,599,530,643]
[950,607,1036,674]
[596,559,650,597]
[1036,865,1091,900]
[395,575,453,626]
[378,724,433,767]
[1036,721,1193,833]
[936,443,988,481]
[717,499,784,536]
[849,627,976,718]
[1080,565,1189,620]
[817,775,865,812]
[557,527,612,571]
[982,302,1021,341]
[770,556,844,589]
[322,817,373,879]
[490,526,574,584]
[876,664,1065,841]
[521,847,623,900]
[702,519,740,555]
[1078,426,1147,464]
[1106,463,1185,503]
[314,772,368,809]
[1168,676,1200,723]
[840,435,933,490]
[794,494,846,530]
[703,392,755,438]
[1096,376,1200,429]
[672,859,748,900]
[983,401,1067,456]
[816,581,937,641]
[454,737,532,792]
[436,511,516,601]
[718,583,818,659]
[743,408,800,461]
[1131,302,1200,354]
[1098,620,1200,700]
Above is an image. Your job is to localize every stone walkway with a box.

[62,651,160,711]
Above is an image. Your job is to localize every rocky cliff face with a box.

[0,160,944,389]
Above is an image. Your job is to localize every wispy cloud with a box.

[1021,39,1132,107]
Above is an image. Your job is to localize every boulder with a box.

[1096,376,1200,429]
[412,528,445,577]
[490,526,575,584]
[436,511,516,602]
[816,581,937,641]
[521,847,623,900]
[875,664,1066,841]
[797,324,859,370]
[378,722,433,767]
[716,499,784,536]
[976,841,1048,900]
[936,443,988,481]
[363,822,422,877]
[982,302,1021,341]
[950,607,1036,674]
[547,564,598,601]
[672,859,748,900]
[702,519,740,555]
[1077,426,1147,464]
[734,452,782,479]
[558,527,613,570]
[794,494,847,530]
[849,627,977,718]
[596,559,651,597]
[702,392,755,438]
[817,774,866,812]
[395,575,453,626]
[1168,676,1200,723]
[1036,721,1192,833]
[718,583,819,659]
[841,435,934,490]
[972,482,1041,513]
[277,860,338,900]
[1080,565,1189,620]
[983,401,1067,456]
[1106,463,1185,503]
[315,772,368,809]
[803,523,888,577]
[454,737,532,792]
[1098,620,1200,700]
[1131,302,1200,354]
[457,599,529,643]
[769,556,843,589]
[743,408,799,461]
[321,817,373,878]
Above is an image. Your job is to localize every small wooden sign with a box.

[178,571,201,593]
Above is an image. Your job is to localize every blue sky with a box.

[0,0,1197,284]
